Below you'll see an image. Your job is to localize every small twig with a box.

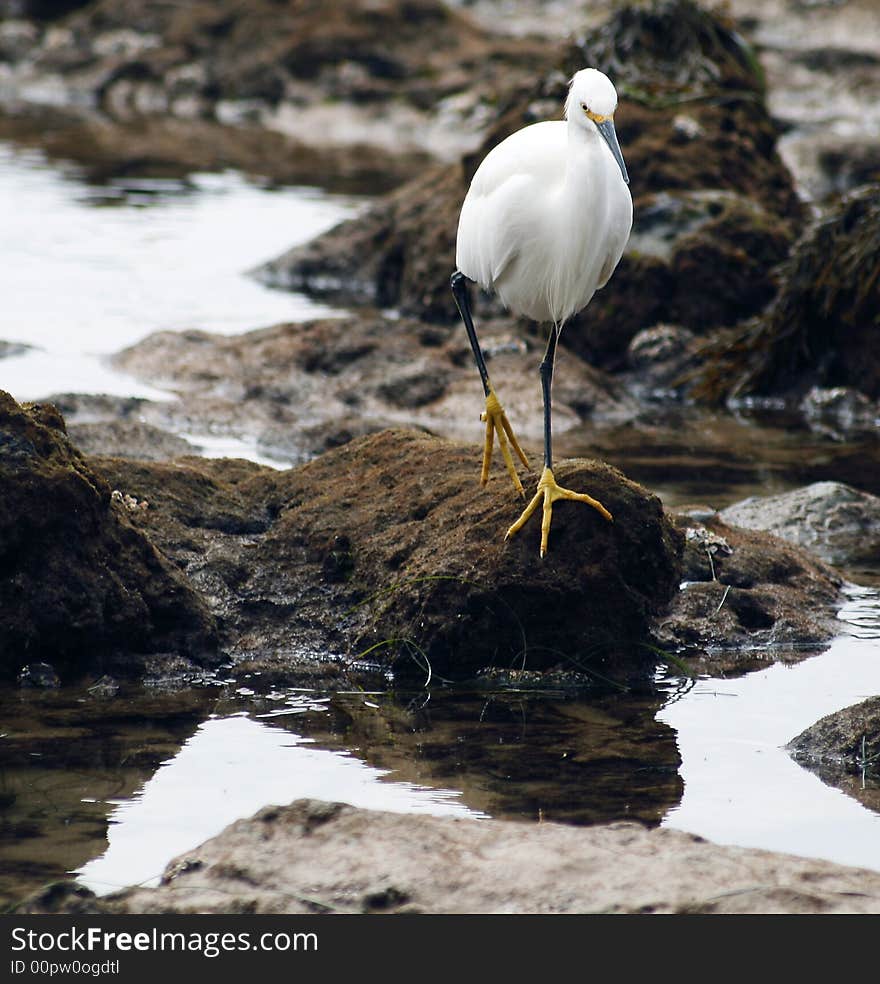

[712,584,731,617]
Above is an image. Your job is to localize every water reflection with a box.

[71,683,681,896]
[0,142,360,402]
[659,589,880,872]
[0,686,214,909]
[77,713,486,897]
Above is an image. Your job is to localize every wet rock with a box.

[695,184,880,405]
[91,429,683,683]
[3,0,548,161]
[799,386,880,441]
[111,314,636,461]
[720,481,880,568]
[655,511,844,659]
[43,393,200,460]
[0,101,427,194]
[787,697,880,815]
[788,696,880,770]
[0,391,218,681]
[0,1,91,21]
[814,140,880,200]
[569,191,795,371]
[67,420,196,461]
[256,164,466,323]
[260,0,800,363]
[36,797,880,914]
[485,0,801,218]
[18,661,60,688]
[624,323,696,398]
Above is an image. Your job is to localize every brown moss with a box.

[694,184,880,402]
[0,391,217,680]
[96,430,683,683]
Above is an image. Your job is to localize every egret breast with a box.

[455,119,632,326]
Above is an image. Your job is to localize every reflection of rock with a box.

[695,185,880,405]
[787,697,880,816]
[0,391,218,681]
[0,105,426,193]
[798,387,880,442]
[31,797,880,914]
[0,340,30,359]
[655,511,843,660]
[720,482,880,568]
[91,429,683,683]
[283,689,682,826]
[0,684,214,910]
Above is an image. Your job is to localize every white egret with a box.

[451,68,633,557]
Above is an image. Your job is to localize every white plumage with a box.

[450,68,633,556]
[456,68,632,326]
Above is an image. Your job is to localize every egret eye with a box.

[580,102,587,111]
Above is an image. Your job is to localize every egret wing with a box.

[456,122,568,289]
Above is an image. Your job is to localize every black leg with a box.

[451,270,490,397]
[539,328,559,470]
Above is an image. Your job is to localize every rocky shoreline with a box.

[2,0,880,914]
[2,391,855,689]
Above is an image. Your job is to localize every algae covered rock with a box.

[96,429,683,683]
[269,430,684,680]
[788,697,880,770]
[655,510,844,661]
[0,391,217,680]
[787,697,880,816]
[695,184,880,403]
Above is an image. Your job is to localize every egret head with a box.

[565,68,629,185]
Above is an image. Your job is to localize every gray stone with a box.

[720,481,880,567]
[29,798,880,915]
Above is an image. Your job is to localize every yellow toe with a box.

[505,466,612,557]
[480,387,530,495]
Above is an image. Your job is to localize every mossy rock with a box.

[0,391,218,681]
[694,184,880,402]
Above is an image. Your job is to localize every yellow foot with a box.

[505,466,613,558]
[480,387,531,496]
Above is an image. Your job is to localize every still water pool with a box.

[0,141,358,403]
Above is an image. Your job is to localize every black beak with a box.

[596,118,629,185]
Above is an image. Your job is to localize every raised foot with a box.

[505,466,613,557]
[480,388,531,496]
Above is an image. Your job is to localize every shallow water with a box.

[0,142,360,402]
[1,136,880,909]
[1,590,877,905]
